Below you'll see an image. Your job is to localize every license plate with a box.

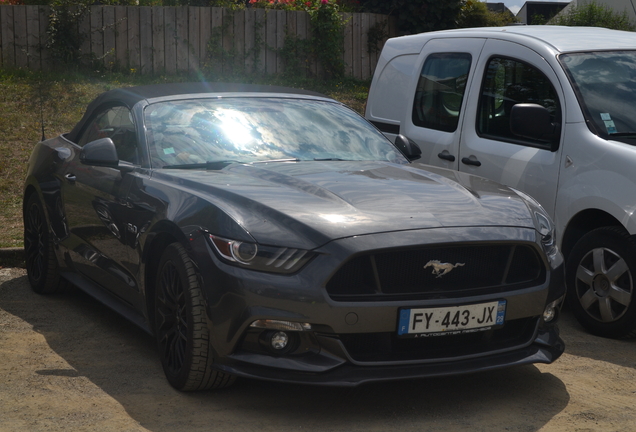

[397,300,506,336]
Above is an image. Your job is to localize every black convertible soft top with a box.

[66,82,328,143]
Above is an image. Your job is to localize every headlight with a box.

[208,234,315,274]
[510,188,558,257]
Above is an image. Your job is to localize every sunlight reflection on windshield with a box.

[216,109,254,148]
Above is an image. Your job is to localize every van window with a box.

[477,57,561,148]
[412,53,471,132]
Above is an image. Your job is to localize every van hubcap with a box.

[575,247,632,323]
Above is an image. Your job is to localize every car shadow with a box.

[556,307,636,369]
[1,272,571,432]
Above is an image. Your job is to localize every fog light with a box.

[543,296,564,323]
[543,306,556,322]
[270,331,289,350]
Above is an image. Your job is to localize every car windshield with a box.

[145,97,407,168]
[560,51,636,139]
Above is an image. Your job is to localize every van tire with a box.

[566,227,636,339]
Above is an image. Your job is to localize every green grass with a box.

[0,69,369,248]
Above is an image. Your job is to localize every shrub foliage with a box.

[549,1,635,31]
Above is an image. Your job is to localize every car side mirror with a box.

[510,103,561,151]
[394,134,422,161]
[80,137,134,172]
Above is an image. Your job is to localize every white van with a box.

[366,26,636,338]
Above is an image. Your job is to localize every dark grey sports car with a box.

[23,82,565,391]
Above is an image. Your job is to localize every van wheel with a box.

[155,242,236,391]
[566,227,636,338]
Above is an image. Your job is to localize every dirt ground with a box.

[1,266,635,432]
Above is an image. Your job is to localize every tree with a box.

[456,0,518,28]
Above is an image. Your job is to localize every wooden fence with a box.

[0,5,395,80]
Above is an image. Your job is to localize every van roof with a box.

[393,26,636,53]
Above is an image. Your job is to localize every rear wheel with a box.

[566,227,636,338]
[23,194,66,294]
[154,242,235,391]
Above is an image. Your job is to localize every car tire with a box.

[566,227,636,338]
[155,242,236,391]
[23,193,67,294]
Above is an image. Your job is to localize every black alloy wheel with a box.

[23,194,66,294]
[155,242,235,391]
[566,227,636,339]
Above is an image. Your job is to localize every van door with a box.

[402,38,486,170]
[458,39,565,216]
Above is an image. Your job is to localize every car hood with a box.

[155,161,535,249]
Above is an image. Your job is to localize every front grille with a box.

[326,243,546,301]
[339,317,539,363]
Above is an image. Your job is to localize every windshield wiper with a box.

[313,158,348,161]
[250,158,300,164]
[609,132,636,137]
[162,160,244,170]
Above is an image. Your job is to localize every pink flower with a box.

[321,0,328,3]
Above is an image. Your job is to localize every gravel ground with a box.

[1,266,636,432]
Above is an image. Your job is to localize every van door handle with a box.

[65,173,76,183]
[437,152,456,162]
[461,157,482,167]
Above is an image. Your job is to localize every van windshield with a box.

[560,51,636,139]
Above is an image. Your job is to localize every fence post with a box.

[128,6,140,72]
[234,9,245,75]
[164,7,176,74]
[209,7,222,75]
[103,6,116,68]
[38,6,51,70]
[176,6,188,73]
[25,6,40,70]
[188,6,200,73]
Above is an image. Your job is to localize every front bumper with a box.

[188,226,566,386]
[217,325,563,386]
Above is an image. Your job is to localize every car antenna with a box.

[38,77,46,141]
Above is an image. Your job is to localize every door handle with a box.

[64,173,76,183]
[461,157,482,167]
[437,152,456,162]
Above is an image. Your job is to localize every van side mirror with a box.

[394,134,422,161]
[510,103,561,151]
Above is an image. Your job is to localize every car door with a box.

[457,39,565,216]
[59,105,142,305]
[401,38,487,170]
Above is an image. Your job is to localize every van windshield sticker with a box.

[601,113,617,134]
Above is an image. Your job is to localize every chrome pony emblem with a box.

[424,260,465,278]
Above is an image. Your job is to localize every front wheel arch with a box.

[561,209,623,260]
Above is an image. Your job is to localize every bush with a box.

[549,1,635,31]
[457,0,517,28]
